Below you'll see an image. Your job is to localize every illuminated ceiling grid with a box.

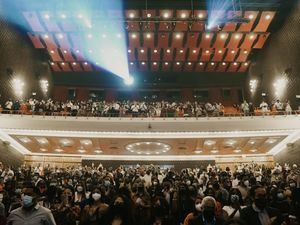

[23,9,276,73]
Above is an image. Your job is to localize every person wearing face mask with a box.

[240,185,281,225]
[223,189,245,220]
[6,182,57,225]
[183,195,203,225]
[189,196,224,225]
[80,187,109,225]
[74,183,86,208]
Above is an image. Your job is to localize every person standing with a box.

[6,182,57,225]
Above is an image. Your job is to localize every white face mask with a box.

[186,180,191,186]
[92,193,101,201]
[244,180,249,186]
[195,203,202,212]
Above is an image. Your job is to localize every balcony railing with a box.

[0,109,298,119]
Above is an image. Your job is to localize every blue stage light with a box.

[1,0,131,83]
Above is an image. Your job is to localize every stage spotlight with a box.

[124,76,134,85]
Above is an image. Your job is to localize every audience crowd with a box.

[0,98,295,117]
[0,161,299,225]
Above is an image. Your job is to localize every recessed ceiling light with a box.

[244,50,248,54]
[179,49,184,53]
[130,62,134,65]
[55,149,64,152]
[154,49,158,53]
[50,62,54,65]
[128,49,131,53]
[44,34,49,39]
[233,62,237,65]
[166,49,171,53]
[76,49,80,53]
[220,33,226,39]
[40,148,47,152]
[193,50,197,53]
[176,62,180,65]
[265,14,271,20]
[199,62,203,65]
[205,33,210,39]
[147,13,152,18]
[188,62,192,65]
[218,50,222,53]
[141,62,145,65]
[95,150,103,154]
[211,150,219,154]
[266,138,277,144]
[235,34,240,39]
[249,34,254,39]
[72,62,77,65]
[205,50,210,54]
[249,14,254,19]
[63,50,67,54]
[163,12,169,18]
[250,149,257,152]
[50,50,54,54]
[231,50,235,54]
[146,33,151,39]
[84,62,88,65]
[140,49,145,53]
[234,149,242,153]
[244,62,248,66]
[198,13,203,18]
[165,62,169,65]
[131,33,137,39]
[155,151,160,154]
[129,12,135,18]
[80,139,92,145]
[211,62,215,65]
[181,13,187,18]
[176,33,181,39]
[249,140,256,144]
[194,150,202,154]
[222,62,226,65]
[78,149,86,153]
[153,62,157,65]
[205,140,216,146]
[61,62,65,65]
[19,137,31,143]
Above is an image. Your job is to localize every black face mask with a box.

[203,209,215,222]
[254,197,267,210]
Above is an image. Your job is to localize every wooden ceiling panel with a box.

[186,33,199,48]
[28,33,45,49]
[157,33,169,48]
[254,11,276,32]
[23,11,45,32]
[200,49,212,62]
[175,48,187,61]
[171,32,185,48]
[128,32,141,48]
[142,32,155,48]
[199,33,214,48]
[238,11,259,32]
[239,33,258,49]
[212,49,225,62]
[253,33,270,49]
[213,33,229,49]
[226,33,243,49]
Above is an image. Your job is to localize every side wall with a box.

[0,143,24,168]
[246,0,300,108]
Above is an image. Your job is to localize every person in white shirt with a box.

[223,189,246,220]
[259,100,269,115]
[285,100,292,115]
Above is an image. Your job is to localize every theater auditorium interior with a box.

[0,0,300,225]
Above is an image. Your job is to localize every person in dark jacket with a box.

[240,185,282,225]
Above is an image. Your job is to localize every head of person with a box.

[91,187,102,203]
[229,188,243,206]
[201,196,217,222]
[21,181,38,209]
[250,185,267,211]
[194,195,203,214]
[60,187,74,204]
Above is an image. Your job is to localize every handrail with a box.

[0,109,298,119]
